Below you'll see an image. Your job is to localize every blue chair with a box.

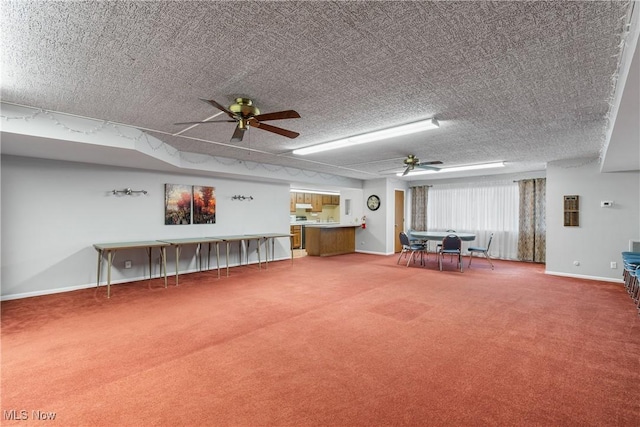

[468,233,494,269]
[621,252,640,313]
[398,232,427,267]
[626,264,639,309]
[436,229,456,261]
[439,234,462,272]
[408,229,429,260]
[622,252,640,293]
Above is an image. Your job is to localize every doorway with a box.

[394,190,405,253]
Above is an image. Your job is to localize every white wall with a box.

[1,155,293,299]
[356,178,409,255]
[4,154,635,300]
[357,180,388,254]
[339,188,364,226]
[546,159,640,282]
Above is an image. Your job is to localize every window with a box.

[427,181,519,259]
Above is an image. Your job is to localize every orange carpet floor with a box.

[2,253,639,426]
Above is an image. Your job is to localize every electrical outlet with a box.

[124,260,132,269]
[610,261,617,269]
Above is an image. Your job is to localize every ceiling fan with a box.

[401,154,442,176]
[175,98,300,142]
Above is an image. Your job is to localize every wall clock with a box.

[367,194,381,211]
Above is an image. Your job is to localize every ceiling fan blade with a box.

[249,120,300,139]
[174,120,236,125]
[402,166,411,176]
[199,98,236,119]
[421,160,443,165]
[253,110,301,122]
[416,164,441,171]
[230,124,246,142]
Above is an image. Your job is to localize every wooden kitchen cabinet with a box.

[290,193,297,212]
[305,225,356,256]
[321,194,340,206]
[290,225,302,249]
[292,192,340,210]
[311,194,322,212]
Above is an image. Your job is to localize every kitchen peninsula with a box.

[304,224,358,257]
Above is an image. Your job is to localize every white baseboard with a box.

[545,270,624,284]
[1,257,293,301]
[355,249,388,256]
[1,282,104,301]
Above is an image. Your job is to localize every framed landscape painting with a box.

[164,184,192,225]
[193,185,216,224]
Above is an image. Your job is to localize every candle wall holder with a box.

[112,188,148,196]
[231,195,253,201]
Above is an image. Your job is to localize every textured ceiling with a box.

[1,1,637,181]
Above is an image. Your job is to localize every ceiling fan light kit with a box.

[398,161,506,177]
[293,117,439,155]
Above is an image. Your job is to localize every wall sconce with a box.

[112,188,148,196]
[232,195,253,201]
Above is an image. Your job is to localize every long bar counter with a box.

[304,224,358,257]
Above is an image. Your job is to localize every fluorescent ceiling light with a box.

[293,118,439,155]
[398,161,505,176]
[290,189,340,195]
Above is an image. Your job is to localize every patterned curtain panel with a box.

[410,186,428,231]
[517,178,546,263]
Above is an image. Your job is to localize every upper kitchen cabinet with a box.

[311,194,322,212]
[290,192,297,212]
[322,194,340,205]
[291,191,340,212]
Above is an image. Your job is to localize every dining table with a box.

[410,231,476,271]
[410,231,476,242]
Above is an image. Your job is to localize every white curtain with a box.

[426,181,519,260]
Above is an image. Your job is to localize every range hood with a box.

[295,203,313,209]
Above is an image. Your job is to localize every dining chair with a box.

[468,233,494,269]
[439,234,462,272]
[436,230,456,262]
[408,229,429,260]
[398,232,427,267]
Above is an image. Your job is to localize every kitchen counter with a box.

[290,221,339,226]
[305,224,357,256]
[304,223,357,228]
